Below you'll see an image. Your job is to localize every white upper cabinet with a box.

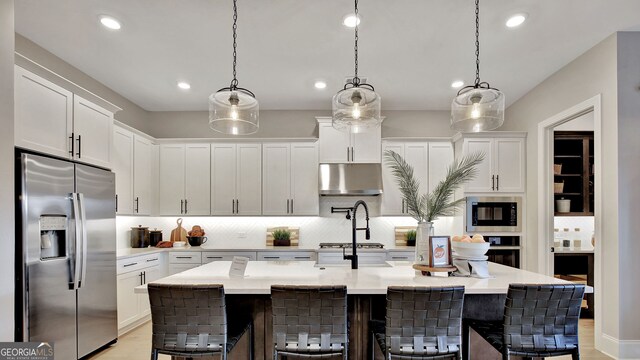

[15,66,113,168]
[458,134,526,193]
[133,135,153,215]
[73,96,113,169]
[318,118,381,163]
[159,144,211,215]
[381,141,450,216]
[15,65,73,159]
[428,142,454,193]
[263,142,319,215]
[211,143,261,215]
[112,127,134,215]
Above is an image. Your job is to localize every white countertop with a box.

[135,260,591,295]
[553,247,595,254]
[117,245,416,260]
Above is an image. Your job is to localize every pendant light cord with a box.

[353,0,360,86]
[474,0,480,87]
[230,0,239,90]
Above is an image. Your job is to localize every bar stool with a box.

[464,284,585,360]
[271,285,348,359]
[370,286,465,359]
[148,283,253,360]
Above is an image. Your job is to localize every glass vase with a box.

[414,222,434,265]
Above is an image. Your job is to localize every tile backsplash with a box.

[117,197,461,249]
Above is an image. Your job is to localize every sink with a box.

[314,262,392,268]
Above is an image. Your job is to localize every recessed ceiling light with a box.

[177,82,191,90]
[314,81,327,89]
[99,16,121,30]
[451,80,464,89]
[506,14,527,28]
[342,14,361,28]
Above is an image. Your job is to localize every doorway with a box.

[537,95,603,347]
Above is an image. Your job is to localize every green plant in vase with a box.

[272,228,291,246]
[384,150,484,264]
[405,229,417,246]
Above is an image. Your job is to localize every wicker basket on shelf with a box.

[554,181,564,194]
[553,164,562,175]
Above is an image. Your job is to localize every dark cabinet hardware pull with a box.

[135,197,139,213]
[180,200,184,214]
[491,175,495,191]
[184,199,188,214]
[69,132,74,155]
[76,135,82,158]
[146,258,158,262]
[175,256,193,259]
[123,262,137,267]
[496,175,499,191]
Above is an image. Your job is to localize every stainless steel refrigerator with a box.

[15,152,117,359]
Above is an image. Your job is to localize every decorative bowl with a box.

[451,241,490,258]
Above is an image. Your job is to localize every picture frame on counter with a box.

[429,236,452,267]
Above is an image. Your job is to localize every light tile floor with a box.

[90,319,611,360]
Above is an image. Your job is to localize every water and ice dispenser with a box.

[39,215,67,260]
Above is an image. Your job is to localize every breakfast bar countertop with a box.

[135,260,593,295]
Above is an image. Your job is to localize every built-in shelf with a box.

[553,131,594,215]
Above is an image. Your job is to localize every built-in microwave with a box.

[466,196,522,232]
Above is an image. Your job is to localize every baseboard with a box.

[117,315,151,337]
[600,332,640,359]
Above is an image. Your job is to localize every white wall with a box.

[503,32,640,357]
[147,110,454,139]
[615,32,640,346]
[0,0,14,341]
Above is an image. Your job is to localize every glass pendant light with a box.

[332,0,381,134]
[451,0,505,132]
[209,0,258,135]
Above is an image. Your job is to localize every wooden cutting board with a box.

[170,218,188,243]
[395,226,418,246]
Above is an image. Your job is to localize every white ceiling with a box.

[14,0,640,111]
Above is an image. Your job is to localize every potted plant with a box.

[272,228,291,247]
[384,150,484,265]
[405,229,417,246]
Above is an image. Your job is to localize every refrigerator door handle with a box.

[78,193,88,288]
[71,193,82,290]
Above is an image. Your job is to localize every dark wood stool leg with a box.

[462,321,470,360]
[501,349,509,360]
[572,348,581,360]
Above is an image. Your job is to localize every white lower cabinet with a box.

[316,251,388,265]
[257,251,316,261]
[116,253,164,334]
[202,251,257,263]
[168,251,202,275]
[387,250,415,262]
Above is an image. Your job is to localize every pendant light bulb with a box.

[331,0,382,133]
[450,0,504,132]
[209,0,259,135]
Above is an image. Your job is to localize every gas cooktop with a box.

[318,242,385,249]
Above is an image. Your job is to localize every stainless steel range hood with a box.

[318,163,383,196]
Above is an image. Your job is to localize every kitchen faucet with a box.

[331,200,370,269]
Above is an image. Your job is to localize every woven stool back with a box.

[503,284,585,351]
[271,285,348,354]
[148,283,227,354]
[385,286,464,357]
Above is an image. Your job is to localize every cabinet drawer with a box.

[202,251,257,263]
[257,251,316,261]
[117,253,161,274]
[168,263,200,276]
[169,252,202,264]
[387,251,415,261]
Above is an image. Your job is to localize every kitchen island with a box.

[137,261,591,359]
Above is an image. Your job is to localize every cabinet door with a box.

[73,96,113,169]
[211,144,237,215]
[158,144,186,215]
[138,266,162,317]
[381,142,405,215]
[133,135,153,215]
[112,127,134,215]
[318,122,350,163]
[236,144,262,215]
[185,144,211,215]
[405,142,429,195]
[351,126,381,163]
[494,138,525,192]
[428,142,454,193]
[14,66,73,159]
[116,271,143,329]
[291,142,319,215]
[262,143,291,215]
[463,138,494,192]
